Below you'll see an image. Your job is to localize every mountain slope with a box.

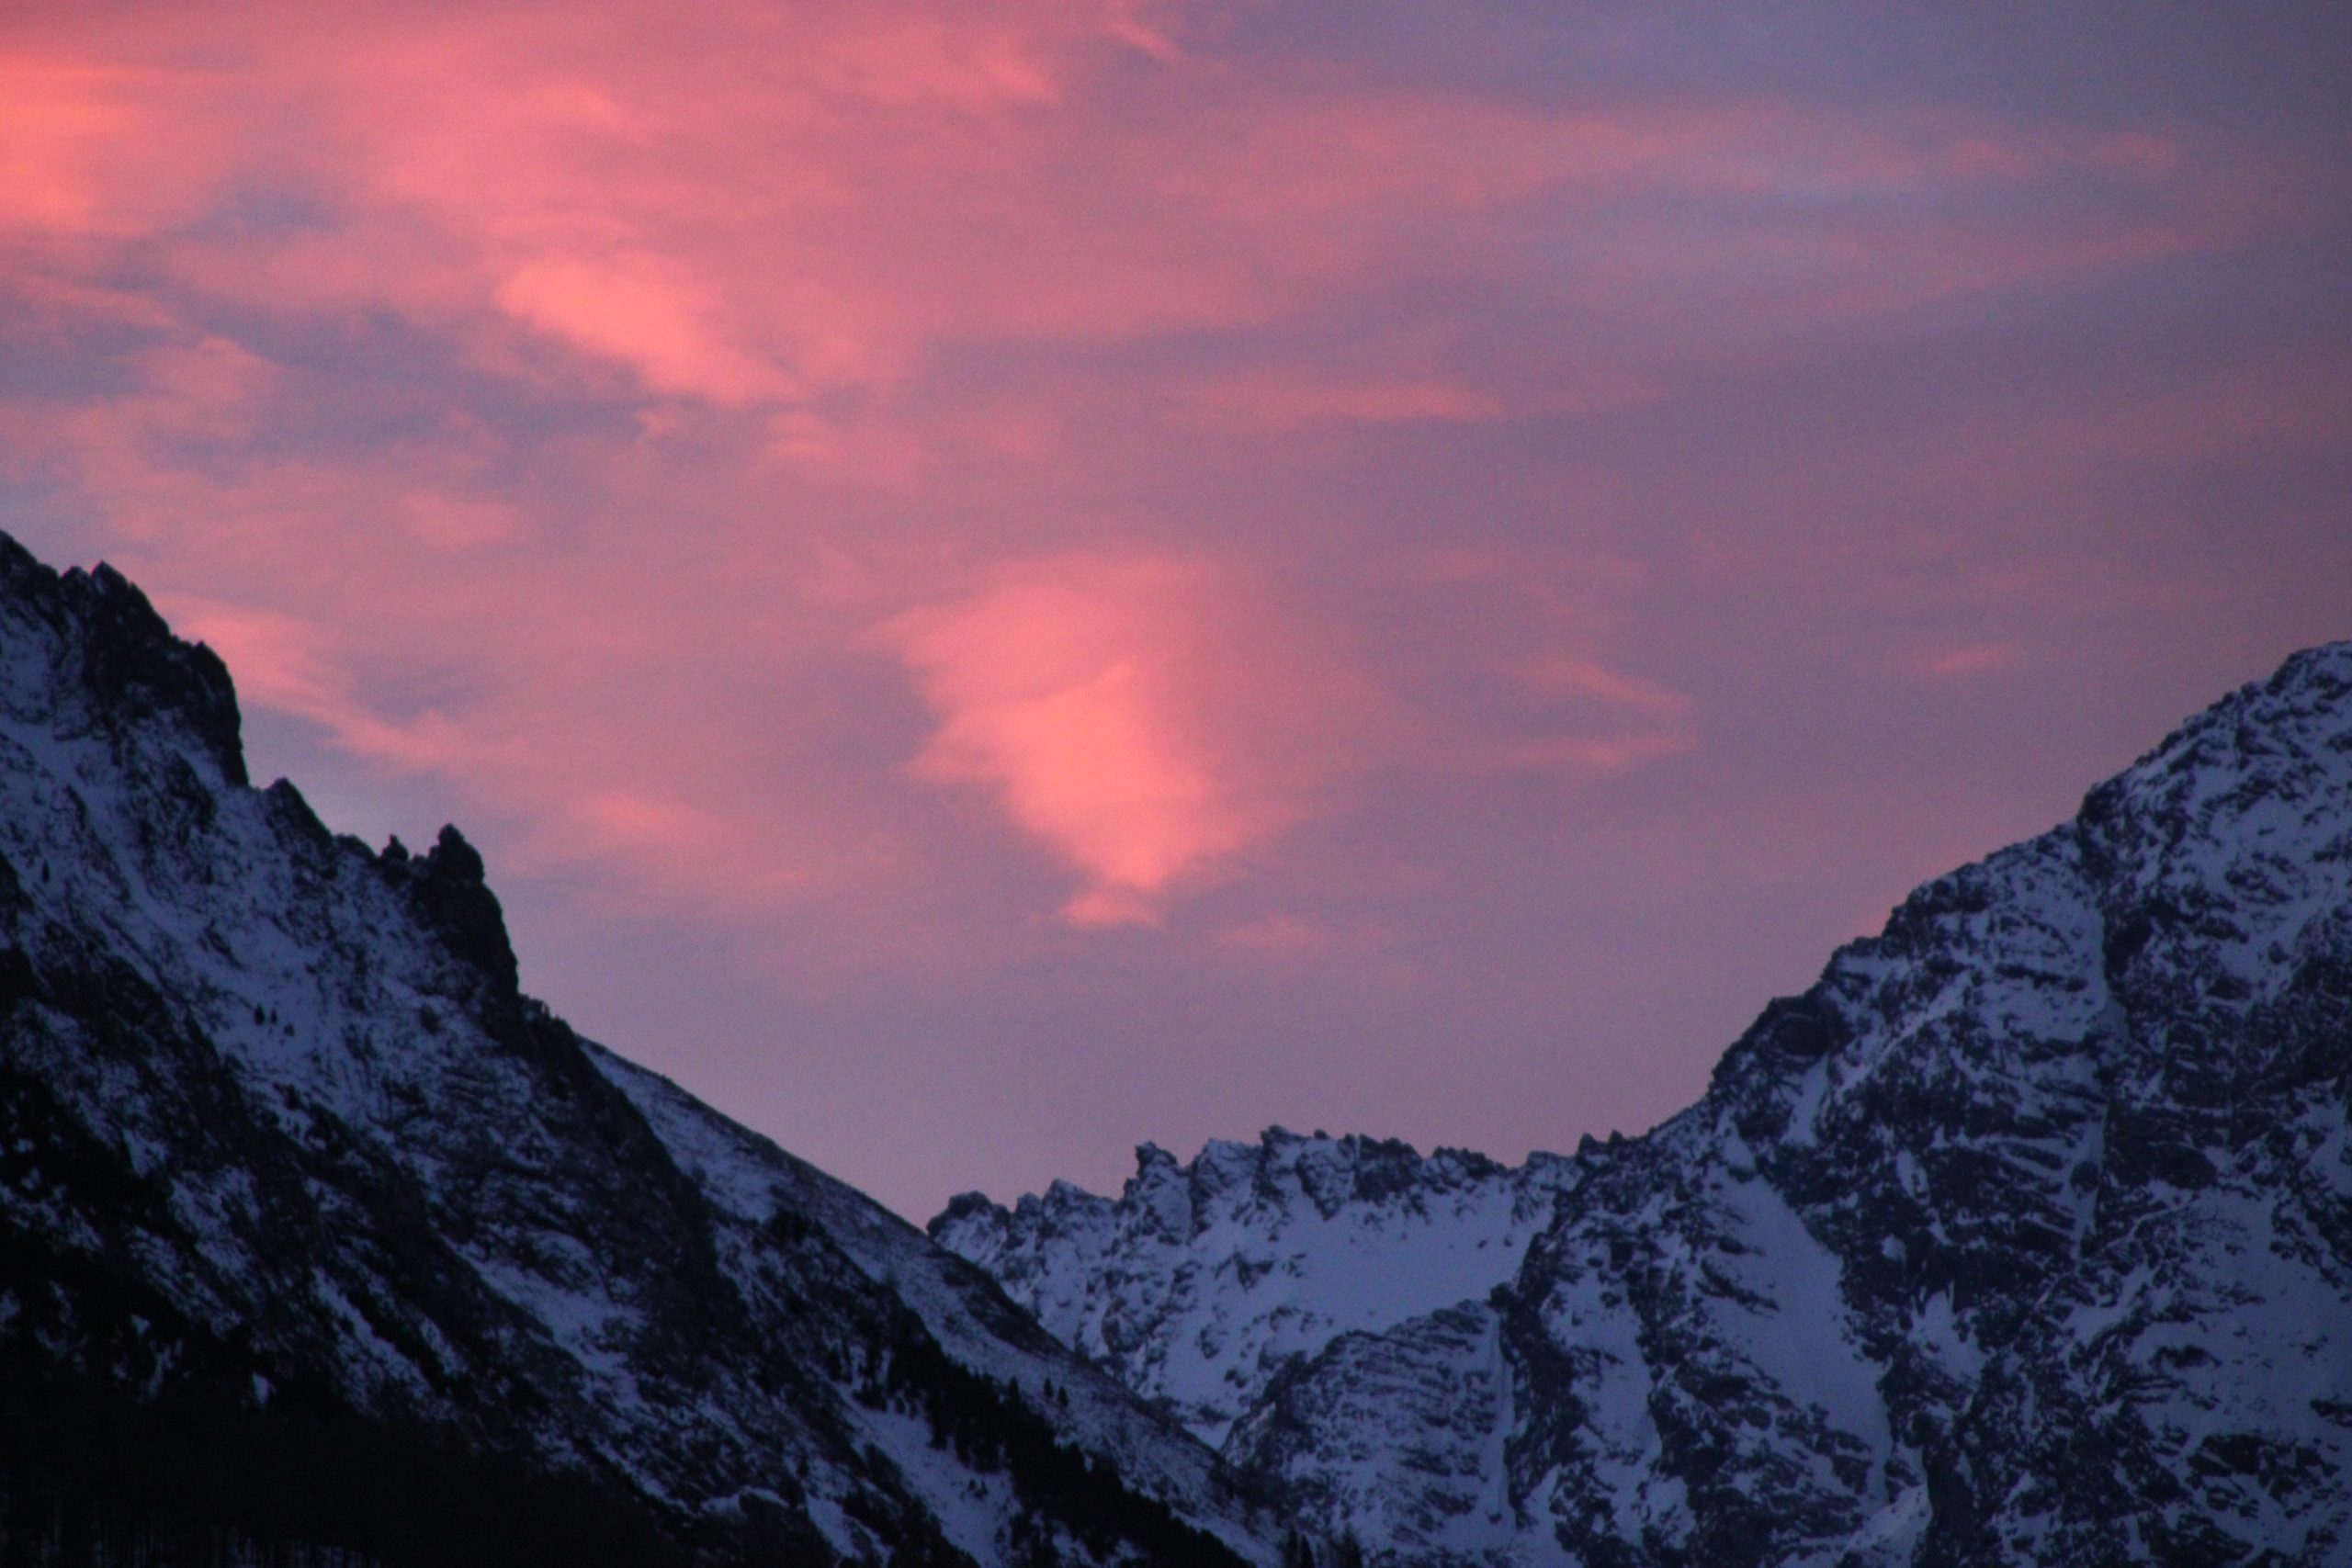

[953,644,2352,1567]
[0,532,1276,1567]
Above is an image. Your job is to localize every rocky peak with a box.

[0,536,246,789]
[379,822,521,998]
[2075,639,2352,1008]
[932,1128,1577,1447]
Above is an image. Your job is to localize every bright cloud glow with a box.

[887,554,1357,926]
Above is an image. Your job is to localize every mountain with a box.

[0,531,1280,1566]
[932,1134,1575,1450]
[942,644,2352,1566]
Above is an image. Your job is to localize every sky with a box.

[3,1,2348,1220]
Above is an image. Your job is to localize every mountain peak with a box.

[0,534,246,788]
[382,821,520,998]
[933,1130,1577,1446]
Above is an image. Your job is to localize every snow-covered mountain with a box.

[944,644,2352,1566]
[933,1134,1576,1448]
[0,532,1280,1566]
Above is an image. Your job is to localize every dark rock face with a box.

[0,533,1275,1567]
[382,823,520,998]
[955,646,2352,1567]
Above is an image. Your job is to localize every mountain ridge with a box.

[944,639,2352,1566]
[933,1129,1578,1450]
[0,531,1281,1566]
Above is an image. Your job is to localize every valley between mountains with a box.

[2,527,2346,1565]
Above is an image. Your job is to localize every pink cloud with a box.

[158,596,464,770]
[6,9,2260,459]
[495,254,786,406]
[0,0,2311,948]
[885,554,1363,926]
[0,54,232,239]
[571,790,725,853]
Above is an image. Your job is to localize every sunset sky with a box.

[5,1,2347,1218]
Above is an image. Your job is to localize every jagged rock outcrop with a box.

[933,1131,1575,1448]
[0,532,1278,1567]
[953,644,2352,1567]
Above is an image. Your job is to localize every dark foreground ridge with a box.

[0,528,1279,1564]
[943,642,2352,1566]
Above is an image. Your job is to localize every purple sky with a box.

[4,1,2347,1217]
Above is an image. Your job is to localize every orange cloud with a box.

[886,554,1359,926]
